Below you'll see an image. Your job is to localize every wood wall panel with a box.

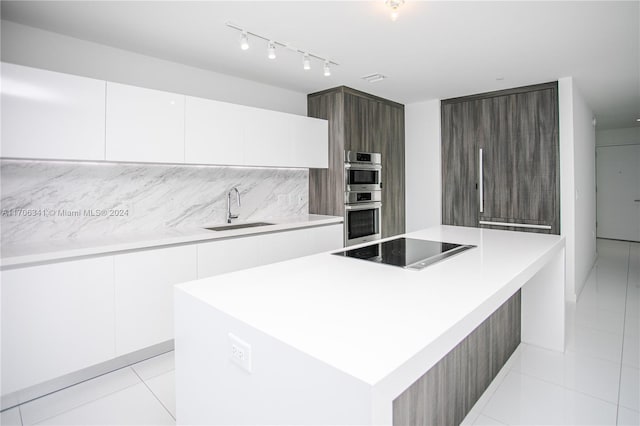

[441,82,559,235]
[308,90,345,217]
[393,290,521,426]
[308,86,405,241]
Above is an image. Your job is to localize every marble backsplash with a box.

[0,160,308,246]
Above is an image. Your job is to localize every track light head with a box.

[303,53,311,71]
[323,61,331,77]
[240,31,249,50]
[267,41,276,59]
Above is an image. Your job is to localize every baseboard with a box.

[1,340,174,411]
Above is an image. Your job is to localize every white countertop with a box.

[177,225,565,388]
[0,214,343,268]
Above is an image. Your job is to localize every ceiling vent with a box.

[361,73,387,83]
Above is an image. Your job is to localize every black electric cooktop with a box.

[333,237,475,271]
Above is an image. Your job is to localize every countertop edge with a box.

[0,215,343,269]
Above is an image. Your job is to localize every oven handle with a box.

[345,202,382,210]
[344,163,382,171]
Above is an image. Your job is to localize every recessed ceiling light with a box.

[496,77,505,81]
[636,118,640,122]
[361,73,387,83]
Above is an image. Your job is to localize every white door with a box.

[596,144,640,242]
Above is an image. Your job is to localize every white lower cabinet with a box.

[0,257,115,395]
[114,245,197,356]
[197,224,344,279]
[197,237,260,279]
[308,223,344,253]
[0,222,341,396]
[258,224,343,264]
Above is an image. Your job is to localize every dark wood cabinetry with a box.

[308,86,405,239]
[393,290,521,425]
[441,82,560,234]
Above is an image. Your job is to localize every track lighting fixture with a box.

[303,53,311,71]
[240,31,249,50]
[267,41,276,60]
[226,22,338,77]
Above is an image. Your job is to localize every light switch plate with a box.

[228,332,252,373]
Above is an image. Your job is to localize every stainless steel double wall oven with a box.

[344,151,382,246]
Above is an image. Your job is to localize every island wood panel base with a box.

[392,290,521,426]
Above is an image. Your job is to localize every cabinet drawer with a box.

[114,245,197,356]
[1,257,115,394]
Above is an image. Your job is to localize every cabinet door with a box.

[1,257,115,394]
[479,88,559,233]
[197,237,261,279]
[258,225,343,264]
[106,82,185,163]
[344,93,371,152]
[309,223,344,252]
[292,115,329,168]
[1,63,106,160]
[114,245,196,356]
[441,100,480,227]
[185,96,245,165]
[244,107,295,167]
[380,103,406,238]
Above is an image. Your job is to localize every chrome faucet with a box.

[227,187,241,223]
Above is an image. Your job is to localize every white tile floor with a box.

[1,239,638,425]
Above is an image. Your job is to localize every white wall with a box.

[0,21,306,115]
[559,77,597,301]
[596,127,640,147]
[404,99,441,232]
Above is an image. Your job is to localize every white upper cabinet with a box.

[2,64,327,167]
[292,114,328,168]
[1,62,106,160]
[244,107,296,167]
[185,96,245,165]
[106,82,185,163]
[244,107,328,168]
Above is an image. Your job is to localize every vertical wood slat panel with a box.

[393,290,521,426]
[441,101,479,227]
[441,82,559,235]
[308,87,405,239]
[308,90,345,217]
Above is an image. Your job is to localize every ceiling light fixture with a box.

[226,22,338,76]
[303,53,311,70]
[240,31,249,50]
[323,61,331,77]
[385,0,405,21]
[267,41,276,59]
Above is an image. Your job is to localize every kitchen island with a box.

[174,225,565,425]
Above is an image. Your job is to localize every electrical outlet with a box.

[228,333,252,373]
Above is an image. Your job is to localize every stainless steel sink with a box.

[204,222,275,232]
